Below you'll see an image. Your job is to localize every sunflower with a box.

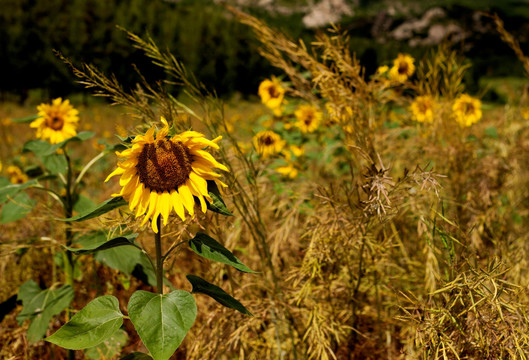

[410,95,436,123]
[452,94,482,127]
[253,130,285,158]
[389,54,415,82]
[30,98,79,144]
[276,163,298,179]
[7,165,28,184]
[294,105,322,133]
[105,117,228,233]
[258,77,286,116]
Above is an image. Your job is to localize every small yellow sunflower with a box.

[30,98,79,144]
[253,130,285,158]
[106,117,228,233]
[521,107,529,120]
[389,54,415,82]
[7,165,28,184]
[410,95,436,123]
[376,65,389,75]
[294,105,322,133]
[276,163,298,179]
[452,94,482,127]
[258,76,286,115]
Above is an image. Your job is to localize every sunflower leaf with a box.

[186,275,252,316]
[121,352,154,360]
[66,233,138,254]
[46,295,124,350]
[43,131,95,155]
[0,178,37,205]
[60,197,127,222]
[0,192,37,224]
[188,232,255,273]
[128,290,196,360]
[206,180,233,216]
[11,114,39,123]
[17,281,74,343]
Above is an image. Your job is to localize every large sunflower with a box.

[106,117,228,233]
[30,98,79,144]
[452,94,482,127]
[389,54,415,83]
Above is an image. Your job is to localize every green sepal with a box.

[11,114,39,123]
[186,275,252,316]
[60,197,127,221]
[17,281,74,343]
[205,180,233,216]
[45,295,124,350]
[66,233,138,254]
[128,290,197,360]
[188,232,255,273]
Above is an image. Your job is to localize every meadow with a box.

[1,8,529,360]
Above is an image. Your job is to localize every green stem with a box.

[155,216,164,294]
[63,149,75,360]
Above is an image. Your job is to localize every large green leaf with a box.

[67,233,138,255]
[0,178,37,205]
[73,195,96,214]
[61,197,127,222]
[205,180,233,216]
[17,281,74,342]
[11,114,39,123]
[186,275,252,316]
[1,192,37,224]
[43,131,95,155]
[128,290,196,360]
[188,233,255,273]
[85,328,128,360]
[42,153,68,174]
[46,295,124,349]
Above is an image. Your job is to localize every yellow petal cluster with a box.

[452,94,482,127]
[106,117,228,233]
[253,130,285,158]
[30,98,79,144]
[410,95,436,123]
[276,163,298,179]
[295,105,322,133]
[389,54,415,83]
[258,76,286,115]
[7,165,28,184]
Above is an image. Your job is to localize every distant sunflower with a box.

[276,163,298,179]
[258,76,286,116]
[410,95,436,123]
[30,98,79,144]
[294,105,322,133]
[253,130,285,158]
[7,165,28,184]
[106,117,228,233]
[389,54,415,82]
[452,94,482,127]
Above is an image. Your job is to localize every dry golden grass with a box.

[1,10,529,360]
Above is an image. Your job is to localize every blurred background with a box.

[1,0,528,104]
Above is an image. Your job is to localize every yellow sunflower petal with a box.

[160,192,172,226]
[178,184,195,217]
[171,190,186,221]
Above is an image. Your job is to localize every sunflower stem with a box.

[155,215,164,294]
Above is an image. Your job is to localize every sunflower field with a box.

[2,1,529,359]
